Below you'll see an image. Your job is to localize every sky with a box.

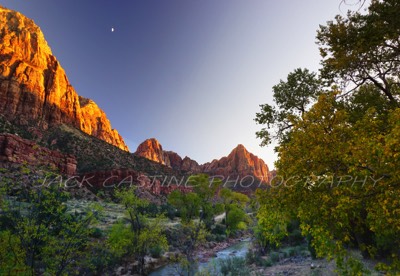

[1,0,366,169]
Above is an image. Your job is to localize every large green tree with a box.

[220,188,250,236]
[317,0,400,105]
[255,1,400,270]
[108,187,168,275]
[0,184,97,275]
[255,68,321,146]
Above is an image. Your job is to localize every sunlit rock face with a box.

[0,5,128,151]
[134,138,170,165]
[202,144,270,184]
[135,139,270,185]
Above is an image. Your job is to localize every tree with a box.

[317,0,400,106]
[167,174,221,274]
[220,188,250,236]
[109,187,168,275]
[168,190,201,223]
[255,68,321,146]
[257,90,400,273]
[0,184,97,275]
[255,0,400,273]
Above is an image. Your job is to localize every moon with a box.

[111,27,115,32]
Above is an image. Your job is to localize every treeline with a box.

[255,0,400,273]
[0,170,252,275]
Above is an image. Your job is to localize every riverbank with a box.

[196,234,252,262]
[113,233,251,275]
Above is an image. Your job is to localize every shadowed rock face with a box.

[0,133,77,175]
[0,5,128,151]
[135,139,270,184]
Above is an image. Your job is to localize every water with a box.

[149,238,251,276]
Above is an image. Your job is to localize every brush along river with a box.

[149,238,251,275]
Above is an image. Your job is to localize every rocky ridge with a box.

[0,5,128,151]
[0,133,76,175]
[134,138,270,185]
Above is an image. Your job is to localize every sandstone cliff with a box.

[134,138,170,166]
[0,133,77,175]
[202,144,269,184]
[0,5,128,151]
[135,139,269,184]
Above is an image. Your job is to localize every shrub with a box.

[288,229,304,245]
[219,257,250,276]
[149,244,164,258]
[215,234,227,242]
[90,227,104,239]
[270,252,280,263]
[212,223,226,235]
[206,233,216,242]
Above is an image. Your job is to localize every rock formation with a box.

[0,5,128,151]
[135,139,269,185]
[134,138,170,166]
[0,133,77,175]
[181,156,202,174]
[202,144,269,184]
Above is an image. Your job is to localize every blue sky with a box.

[1,0,365,169]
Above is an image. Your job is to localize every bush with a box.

[206,233,216,242]
[160,204,177,220]
[245,250,265,266]
[212,223,226,235]
[219,257,250,276]
[90,227,104,239]
[288,247,296,257]
[264,258,273,267]
[270,252,280,263]
[288,229,304,245]
[215,234,227,242]
[149,244,164,258]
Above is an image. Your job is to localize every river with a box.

[149,238,251,276]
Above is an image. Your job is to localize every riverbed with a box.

[149,238,251,276]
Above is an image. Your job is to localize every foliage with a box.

[167,174,222,273]
[168,190,201,223]
[0,184,98,275]
[219,257,251,276]
[220,188,250,236]
[108,187,168,274]
[317,0,400,105]
[255,1,400,273]
[255,68,321,146]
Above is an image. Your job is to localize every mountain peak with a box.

[135,138,270,187]
[0,6,128,151]
[233,144,247,151]
[135,138,167,165]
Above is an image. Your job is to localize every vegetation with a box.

[0,177,100,275]
[4,1,400,275]
[108,187,168,274]
[255,0,400,273]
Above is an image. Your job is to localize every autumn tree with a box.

[317,0,400,106]
[255,68,321,146]
[256,86,400,272]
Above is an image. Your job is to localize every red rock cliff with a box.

[202,144,269,183]
[134,138,170,165]
[0,133,77,175]
[135,139,269,184]
[0,6,128,151]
